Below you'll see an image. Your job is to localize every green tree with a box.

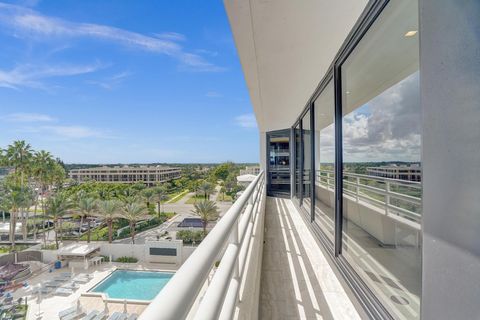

[45,193,72,249]
[77,196,97,243]
[198,181,215,200]
[141,188,156,209]
[95,199,121,243]
[212,162,235,181]
[192,200,219,234]
[3,141,33,244]
[153,186,169,214]
[121,202,148,244]
[0,182,31,247]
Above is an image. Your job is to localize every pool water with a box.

[91,270,173,300]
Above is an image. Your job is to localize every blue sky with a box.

[0,0,259,164]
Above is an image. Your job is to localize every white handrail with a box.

[316,170,422,222]
[139,171,265,320]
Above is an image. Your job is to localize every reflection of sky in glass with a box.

[343,71,420,162]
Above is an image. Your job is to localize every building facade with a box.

[69,165,181,185]
[224,0,480,319]
[239,166,261,176]
[367,164,421,181]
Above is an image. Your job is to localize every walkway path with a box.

[260,197,361,319]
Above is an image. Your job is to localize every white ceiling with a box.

[224,0,368,133]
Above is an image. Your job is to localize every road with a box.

[114,192,232,244]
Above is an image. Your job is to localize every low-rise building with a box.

[239,166,260,176]
[367,164,421,182]
[69,165,181,186]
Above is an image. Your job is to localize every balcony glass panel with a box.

[341,0,421,318]
[313,81,335,242]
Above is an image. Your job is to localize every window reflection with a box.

[341,0,421,319]
[302,111,311,214]
[313,82,335,242]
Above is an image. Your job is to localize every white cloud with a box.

[0,62,104,90]
[155,32,186,42]
[87,71,131,90]
[0,3,224,72]
[1,112,56,122]
[235,113,257,128]
[342,71,421,162]
[40,125,109,139]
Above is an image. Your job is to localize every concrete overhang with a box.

[224,0,368,132]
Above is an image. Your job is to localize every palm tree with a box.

[45,193,72,249]
[31,150,55,240]
[219,186,226,201]
[141,188,156,209]
[198,181,215,200]
[77,196,97,242]
[121,202,147,244]
[3,141,33,244]
[153,186,169,214]
[95,200,121,243]
[192,200,219,234]
[0,182,30,247]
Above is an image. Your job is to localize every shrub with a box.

[115,256,138,263]
[176,230,206,244]
[41,243,57,250]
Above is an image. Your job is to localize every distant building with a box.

[367,165,421,182]
[236,174,257,187]
[239,166,260,176]
[69,165,181,186]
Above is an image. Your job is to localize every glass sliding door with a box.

[267,130,291,197]
[313,81,335,242]
[340,0,421,319]
[301,111,312,215]
[294,124,302,202]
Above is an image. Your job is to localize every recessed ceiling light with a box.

[405,30,417,37]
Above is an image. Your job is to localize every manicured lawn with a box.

[0,244,31,254]
[216,194,233,202]
[166,189,190,204]
[185,194,209,204]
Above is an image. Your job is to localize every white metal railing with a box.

[316,170,422,223]
[139,171,266,320]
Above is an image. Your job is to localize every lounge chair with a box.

[58,306,77,319]
[81,310,99,320]
[61,281,79,290]
[107,312,127,320]
[92,311,107,320]
[62,309,86,320]
[55,287,74,296]
[45,281,63,288]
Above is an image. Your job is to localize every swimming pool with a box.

[90,270,173,300]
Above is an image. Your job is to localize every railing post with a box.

[385,180,391,215]
[230,219,240,280]
[355,176,360,201]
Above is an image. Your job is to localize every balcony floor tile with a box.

[260,197,362,320]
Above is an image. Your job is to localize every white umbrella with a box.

[123,299,127,313]
[34,286,43,318]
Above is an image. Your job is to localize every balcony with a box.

[138,172,361,320]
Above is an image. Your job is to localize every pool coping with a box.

[80,266,175,304]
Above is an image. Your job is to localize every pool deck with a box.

[10,262,177,320]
